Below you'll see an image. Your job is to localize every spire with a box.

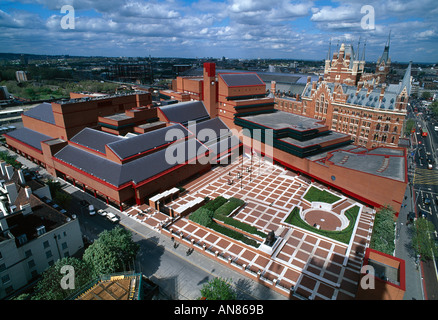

[379,31,391,63]
[355,37,361,60]
[386,30,391,48]
[399,61,412,95]
[326,38,331,61]
[361,39,366,61]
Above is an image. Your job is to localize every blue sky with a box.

[0,0,437,63]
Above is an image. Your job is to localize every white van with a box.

[88,205,96,216]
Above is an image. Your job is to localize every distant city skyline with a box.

[0,0,437,63]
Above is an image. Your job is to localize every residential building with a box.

[0,163,83,299]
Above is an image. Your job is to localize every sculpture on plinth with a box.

[265,230,276,247]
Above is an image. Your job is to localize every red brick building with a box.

[165,62,408,214]
[274,40,411,149]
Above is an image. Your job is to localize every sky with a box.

[0,0,437,63]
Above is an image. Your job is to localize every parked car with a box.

[98,209,107,217]
[106,212,120,223]
[424,197,431,205]
[420,210,428,219]
[88,205,96,216]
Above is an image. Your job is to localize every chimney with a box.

[18,169,25,185]
[5,182,18,204]
[25,186,32,199]
[20,203,32,216]
[0,161,6,176]
[270,81,276,94]
[5,165,14,180]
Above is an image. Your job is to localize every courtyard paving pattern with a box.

[124,155,376,300]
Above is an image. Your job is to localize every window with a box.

[17,234,28,246]
[1,274,10,285]
[46,250,53,259]
[61,242,68,250]
[28,260,36,269]
[25,250,32,258]
[0,263,6,272]
[43,240,50,249]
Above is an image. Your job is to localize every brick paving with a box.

[124,155,376,300]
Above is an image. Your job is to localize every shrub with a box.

[207,221,259,247]
[203,196,228,212]
[189,208,214,227]
[214,197,245,219]
[284,205,360,244]
[370,205,396,255]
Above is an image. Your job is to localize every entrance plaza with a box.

[124,154,376,300]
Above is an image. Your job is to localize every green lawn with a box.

[284,205,360,244]
[303,186,341,204]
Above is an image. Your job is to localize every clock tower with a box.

[375,32,391,83]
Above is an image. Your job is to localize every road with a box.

[408,101,438,300]
[0,143,286,300]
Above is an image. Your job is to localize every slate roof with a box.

[70,127,125,154]
[302,82,400,111]
[5,128,54,151]
[106,124,191,160]
[54,138,208,187]
[159,101,210,125]
[186,117,231,145]
[219,73,265,87]
[23,102,55,124]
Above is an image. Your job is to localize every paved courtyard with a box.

[125,154,376,300]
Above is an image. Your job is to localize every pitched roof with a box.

[219,73,265,87]
[158,101,210,125]
[70,127,125,154]
[106,124,191,160]
[54,137,208,187]
[23,102,55,124]
[5,128,54,151]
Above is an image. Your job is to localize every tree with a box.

[370,205,396,255]
[199,277,237,300]
[54,190,72,209]
[404,118,415,136]
[83,226,139,277]
[421,91,431,100]
[32,257,93,300]
[412,218,438,261]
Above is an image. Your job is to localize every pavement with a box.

[2,142,431,300]
[0,146,287,300]
[394,184,426,300]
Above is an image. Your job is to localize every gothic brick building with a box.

[274,36,411,149]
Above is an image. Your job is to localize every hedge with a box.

[370,205,396,255]
[206,221,260,248]
[203,196,228,212]
[189,208,214,227]
[284,205,360,244]
[214,198,245,219]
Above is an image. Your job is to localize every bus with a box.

[422,128,428,137]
